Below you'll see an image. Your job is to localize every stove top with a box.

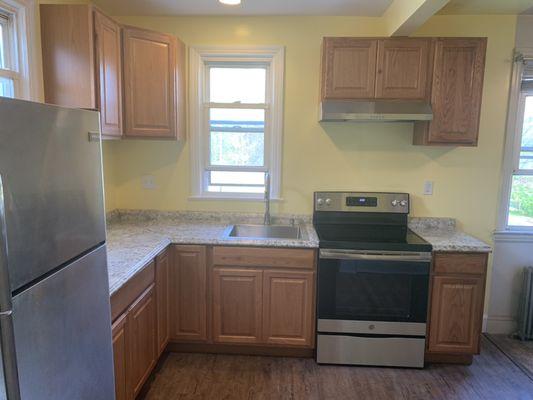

[313,191,432,253]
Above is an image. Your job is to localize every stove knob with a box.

[325,198,332,206]
[400,200,408,207]
[391,200,399,207]
[317,198,324,206]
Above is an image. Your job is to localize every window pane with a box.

[208,171,265,194]
[209,67,266,103]
[209,108,265,167]
[0,20,4,69]
[0,76,14,98]
[520,96,533,170]
[508,175,533,227]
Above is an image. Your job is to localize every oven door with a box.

[317,249,431,327]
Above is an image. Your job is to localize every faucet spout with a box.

[263,172,271,225]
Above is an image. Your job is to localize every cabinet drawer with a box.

[213,247,316,270]
[433,252,488,275]
[111,261,155,321]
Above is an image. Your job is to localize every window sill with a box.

[188,194,284,202]
[493,230,533,243]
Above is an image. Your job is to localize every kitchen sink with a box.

[223,224,302,240]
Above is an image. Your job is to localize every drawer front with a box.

[213,247,316,270]
[111,261,155,321]
[433,252,488,275]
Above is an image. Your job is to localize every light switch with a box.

[141,175,156,190]
[423,180,433,195]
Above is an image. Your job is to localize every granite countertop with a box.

[106,211,491,296]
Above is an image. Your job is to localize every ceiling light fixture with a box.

[219,0,241,5]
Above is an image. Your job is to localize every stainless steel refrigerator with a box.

[0,98,115,399]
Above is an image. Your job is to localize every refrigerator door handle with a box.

[0,173,21,400]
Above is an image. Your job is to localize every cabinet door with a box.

[170,245,208,341]
[94,10,122,137]
[212,268,263,344]
[155,249,170,356]
[128,284,157,398]
[426,38,486,145]
[375,38,431,100]
[428,275,485,354]
[111,313,128,400]
[122,27,178,138]
[322,38,377,99]
[263,271,315,347]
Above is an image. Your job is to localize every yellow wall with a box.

[103,14,516,246]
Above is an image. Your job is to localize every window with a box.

[500,53,533,231]
[0,0,35,99]
[190,47,284,199]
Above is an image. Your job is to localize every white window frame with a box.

[189,46,284,201]
[0,0,37,100]
[498,49,533,233]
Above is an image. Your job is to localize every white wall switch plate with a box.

[423,180,433,195]
[141,175,157,190]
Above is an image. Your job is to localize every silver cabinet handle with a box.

[0,173,21,400]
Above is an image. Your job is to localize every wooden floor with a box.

[487,334,533,380]
[141,336,533,400]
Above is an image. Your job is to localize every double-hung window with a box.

[190,47,284,200]
[500,53,533,230]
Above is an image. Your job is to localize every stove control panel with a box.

[314,192,409,214]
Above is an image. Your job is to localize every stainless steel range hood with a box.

[319,100,433,122]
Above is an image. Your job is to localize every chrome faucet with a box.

[263,172,271,225]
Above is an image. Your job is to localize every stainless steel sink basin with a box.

[223,224,302,240]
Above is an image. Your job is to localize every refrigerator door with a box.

[12,244,115,400]
[0,98,105,292]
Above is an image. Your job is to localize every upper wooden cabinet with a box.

[321,37,431,101]
[122,26,185,139]
[40,5,186,140]
[322,38,377,99]
[414,38,487,146]
[375,38,431,100]
[94,10,123,137]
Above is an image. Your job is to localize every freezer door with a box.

[0,98,105,291]
[12,245,115,400]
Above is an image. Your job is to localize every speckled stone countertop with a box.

[106,211,491,296]
[106,211,318,296]
[409,217,492,253]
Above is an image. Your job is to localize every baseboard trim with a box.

[485,315,517,335]
[166,341,315,358]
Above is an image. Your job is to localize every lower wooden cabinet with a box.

[111,313,128,400]
[427,252,488,360]
[170,245,208,342]
[263,270,315,347]
[212,268,263,344]
[155,249,170,356]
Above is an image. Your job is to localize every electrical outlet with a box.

[423,180,433,195]
[141,175,156,190]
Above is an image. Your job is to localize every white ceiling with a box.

[93,0,393,16]
[439,0,533,15]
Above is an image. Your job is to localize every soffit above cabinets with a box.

[92,0,393,16]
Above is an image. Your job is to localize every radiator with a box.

[517,266,533,341]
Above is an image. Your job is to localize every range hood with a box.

[319,100,433,122]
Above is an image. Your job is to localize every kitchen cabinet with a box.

[40,4,122,138]
[155,249,170,356]
[414,38,487,146]
[427,252,488,362]
[122,27,186,139]
[170,245,208,342]
[375,38,431,100]
[111,313,128,400]
[263,270,315,347]
[321,38,377,99]
[212,268,263,344]
[94,9,123,137]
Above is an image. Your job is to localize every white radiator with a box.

[517,266,533,340]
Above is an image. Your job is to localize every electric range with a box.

[313,192,432,368]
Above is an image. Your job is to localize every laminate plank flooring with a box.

[486,333,533,380]
[141,336,533,400]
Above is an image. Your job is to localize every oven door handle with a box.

[319,249,432,262]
